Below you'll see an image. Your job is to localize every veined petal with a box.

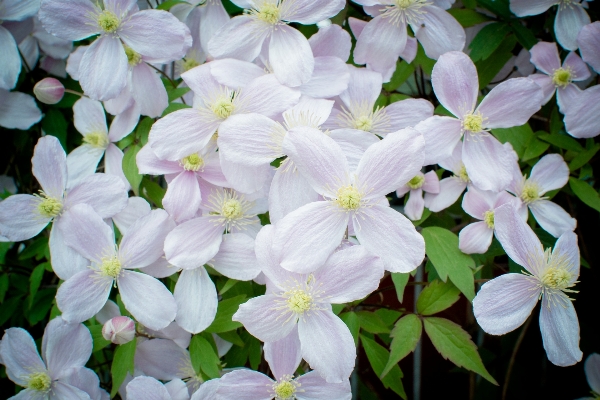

[412,5,465,60]
[555,3,590,51]
[126,376,172,400]
[383,98,434,134]
[65,145,105,189]
[43,318,92,377]
[0,89,42,130]
[309,24,351,61]
[458,221,494,254]
[529,200,576,238]
[0,194,51,242]
[219,152,273,194]
[295,371,351,400]
[339,66,382,112]
[233,294,298,342]
[238,73,301,117]
[38,0,100,41]
[209,233,261,281]
[0,0,40,20]
[269,165,320,224]
[528,73,556,105]
[33,135,67,199]
[577,22,600,74]
[563,51,590,82]
[300,56,350,99]
[329,128,379,172]
[462,134,513,192]
[529,154,569,194]
[281,0,345,24]
[0,328,45,386]
[0,26,20,90]
[57,269,113,324]
[405,188,425,220]
[539,294,582,366]
[431,51,478,118]
[108,102,140,142]
[136,144,182,175]
[209,58,265,88]
[164,216,223,269]
[135,338,190,380]
[162,171,201,223]
[353,15,406,71]
[264,326,302,380]
[105,143,130,188]
[174,267,218,334]
[424,177,466,212]
[73,97,108,136]
[208,16,268,61]
[216,369,274,400]
[530,41,561,75]
[79,35,128,101]
[198,0,230,55]
[130,62,168,118]
[269,25,314,87]
[585,353,600,393]
[416,116,463,166]
[462,186,495,219]
[563,85,600,138]
[509,0,555,16]
[49,221,88,280]
[65,173,128,218]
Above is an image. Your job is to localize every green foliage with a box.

[356,311,391,334]
[205,295,246,333]
[190,334,221,379]
[360,334,407,399]
[382,314,422,378]
[447,9,491,27]
[569,178,600,212]
[469,23,512,62]
[340,311,360,345]
[89,324,111,353]
[416,280,461,316]
[392,272,410,303]
[122,144,143,195]
[111,338,136,397]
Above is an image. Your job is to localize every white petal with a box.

[458,221,494,254]
[130,62,168,118]
[529,153,569,194]
[0,26,21,90]
[162,171,201,223]
[462,134,513,192]
[43,318,92,377]
[0,89,42,130]
[555,3,590,51]
[49,221,88,280]
[0,194,51,241]
[269,165,320,224]
[269,25,314,87]
[0,328,45,386]
[431,51,478,117]
[539,294,582,366]
[233,294,297,342]
[412,5,465,60]
[79,35,128,101]
[423,177,466,212]
[66,145,105,188]
[174,267,217,334]
[127,376,172,400]
[209,233,261,281]
[73,97,108,135]
[529,200,576,238]
[57,270,112,324]
[164,216,224,269]
[264,327,302,380]
[33,135,67,198]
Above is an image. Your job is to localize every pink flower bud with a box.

[33,78,65,104]
[102,316,135,344]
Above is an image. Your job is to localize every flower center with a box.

[36,193,62,218]
[383,0,430,25]
[462,113,484,133]
[273,379,296,400]
[520,181,540,203]
[335,185,362,210]
[124,46,142,66]
[395,0,415,8]
[183,58,200,72]
[540,266,572,290]
[100,256,122,278]
[552,67,573,89]
[211,96,235,119]
[222,199,243,220]
[354,115,373,132]
[98,10,120,33]
[83,132,109,149]
[483,210,494,229]
[286,290,313,314]
[256,3,280,24]
[27,372,51,392]
[456,164,469,183]
[180,154,204,171]
[407,175,425,190]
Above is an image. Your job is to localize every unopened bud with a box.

[33,78,65,104]
[102,316,135,344]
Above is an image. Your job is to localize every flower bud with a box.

[33,78,65,104]
[102,316,135,344]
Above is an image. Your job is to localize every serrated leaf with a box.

[569,178,600,212]
[381,314,422,379]
[510,21,538,49]
[421,227,475,300]
[538,133,583,152]
[340,312,360,346]
[392,272,410,303]
[88,324,111,353]
[522,137,550,162]
[206,295,247,333]
[447,8,491,28]
[423,317,497,385]
[492,123,534,159]
[190,334,221,379]
[417,279,461,316]
[122,144,143,195]
[469,23,511,62]
[111,338,136,397]
[356,311,390,334]
[569,145,600,171]
[360,334,407,399]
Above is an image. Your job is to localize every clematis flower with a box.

[102,316,136,344]
[507,153,576,238]
[396,171,440,221]
[582,353,600,399]
[563,85,600,139]
[18,16,73,75]
[234,225,384,383]
[39,0,191,100]
[423,143,470,212]
[528,41,591,113]
[0,135,128,280]
[510,0,590,51]
[216,325,351,399]
[473,204,582,367]
[577,22,600,73]
[0,89,42,130]
[126,376,190,400]
[56,203,177,330]
[0,317,107,400]
[420,51,543,192]
[208,0,345,87]
[274,125,425,274]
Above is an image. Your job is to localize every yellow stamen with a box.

[83,132,109,149]
[256,3,280,24]
[274,380,296,399]
[462,113,484,133]
[335,185,362,210]
[124,46,142,66]
[222,199,243,220]
[407,175,425,190]
[521,181,540,204]
[27,372,51,392]
[180,154,204,172]
[37,193,62,218]
[552,67,573,89]
[100,256,121,278]
[97,10,120,33]
[483,210,494,229]
[211,97,235,119]
[286,290,312,314]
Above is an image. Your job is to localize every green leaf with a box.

[475,35,516,89]
[492,123,534,159]
[569,144,600,171]
[510,21,538,50]
[0,273,9,303]
[41,109,68,149]
[111,338,136,397]
[248,335,262,370]
[216,330,245,347]
[416,280,461,316]
[167,86,191,102]
[162,103,191,117]
[122,144,143,195]
[423,317,498,385]
[447,9,491,28]
[421,227,476,300]
[26,288,55,325]
[412,43,435,76]
[356,311,390,334]
[340,312,360,346]
[88,325,111,353]
[206,295,247,333]
[0,295,23,325]
[18,236,49,260]
[469,23,511,62]
[360,334,407,399]
[392,272,410,303]
[140,177,165,208]
[569,178,600,212]
[190,334,221,379]
[538,133,583,152]
[218,278,239,295]
[29,263,47,308]
[156,0,189,10]
[135,117,153,146]
[381,314,422,379]
[522,137,550,162]
[477,0,512,18]
[383,61,415,92]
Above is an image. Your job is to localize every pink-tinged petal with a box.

[458,221,494,254]
[117,270,176,330]
[411,5,465,60]
[416,116,463,166]
[149,108,220,161]
[173,267,217,334]
[119,10,189,61]
[354,204,424,273]
[477,78,543,128]
[105,143,129,188]
[269,25,314,87]
[219,153,273,194]
[585,353,600,393]
[79,35,128,101]
[49,220,88,280]
[528,73,556,105]
[233,294,298,342]
[163,171,201,223]
[264,326,301,380]
[462,134,513,192]
[238,74,301,116]
[135,338,191,380]
[315,245,384,303]
[216,369,273,400]
[282,0,345,24]
[58,204,115,263]
[38,0,99,41]
[103,85,133,116]
[309,24,351,61]
[164,379,188,400]
[529,154,569,194]
[127,376,171,400]
[0,0,39,20]
[269,167,319,224]
[339,66,382,111]
[563,51,590,81]
[198,0,229,55]
[57,269,113,323]
[284,98,334,128]
[136,144,182,175]
[119,209,175,269]
[578,22,600,73]
[348,16,367,38]
[383,98,434,134]
[141,257,179,279]
[295,371,351,400]
[66,145,105,188]
[473,273,540,335]
[298,309,355,383]
[462,186,494,219]
[218,113,283,165]
[509,0,555,16]
[494,203,544,275]
[130,62,168,118]
[0,328,45,386]
[283,127,350,196]
[529,200,576,238]
[164,216,223,269]
[0,26,20,91]
[0,89,42,129]
[48,380,91,400]
[400,36,418,64]
[431,51,478,118]
[254,225,295,289]
[551,231,580,284]
[563,85,600,138]
[191,379,219,400]
[300,56,350,99]
[209,58,265,88]
[95,300,120,324]
[329,128,379,172]
[354,15,406,71]
[55,366,106,400]
[73,97,108,135]
[43,318,92,377]
[108,102,140,142]
[558,84,583,114]
[209,233,260,280]
[65,45,86,80]
[273,201,349,273]
[65,173,128,218]
[33,135,67,198]
[529,41,561,74]
[555,3,590,51]
[405,188,425,220]
[424,177,466,212]
[208,16,268,61]
[422,171,440,193]
[539,294,582,366]
[356,127,425,199]
[0,194,51,241]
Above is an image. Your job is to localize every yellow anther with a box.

[354,115,373,132]
[483,210,495,229]
[37,193,62,218]
[183,58,200,72]
[222,199,243,220]
[27,372,51,392]
[100,256,122,278]
[540,267,572,290]
[462,113,484,133]
[395,0,414,8]
[274,380,296,399]
[97,10,120,33]
[407,175,425,190]
[287,290,312,314]
[552,67,573,89]
[181,154,204,172]
[521,182,540,204]
[257,3,280,24]
[335,185,362,210]
[124,46,142,66]
[457,165,469,183]
[211,97,235,119]
[83,132,109,149]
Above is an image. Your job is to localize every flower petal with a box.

[411,5,465,60]
[555,3,590,51]
[0,328,45,386]
[79,35,128,101]
[57,269,113,324]
[423,177,466,212]
[529,199,576,238]
[383,98,434,135]
[563,85,600,138]
[65,145,105,189]
[404,188,425,220]
[0,89,42,130]
[163,171,201,223]
[164,216,224,269]
[295,371,352,400]
[65,173,128,218]
[509,0,555,16]
[354,15,406,72]
[43,318,92,377]
[0,194,51,241]
[529,153,569,194]
[49,220,88,280]
[135,338,190,380]
[339,66,382,113]
[269,166,320,224]
[208,16,268,61]
[431,51,478,118]
[539,294,582,366]
[209,233,261,281]
[0,26,20,90]
[174,267,217,334]
[416,116,463,166]
[269,25,314,87]
[309,24,351,61]
[458,221,494,254]
[216,369,274,400]
[462,134,513,192]
[127,376,172,400]
[73,97,108,135]
[529,41,561,75]
[282,0,345,24]
[237,73,301,117]
[38,0,99,41]
[130,62,168,118]
[233,294,297,342]
[563,51,590,81]
[300,56,350,99]
[33,135,67,199]
[577,21,600,74]
[264,326,301,380]
[585,353,600,393]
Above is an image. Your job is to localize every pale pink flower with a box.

[56,203,177,330]
[563,85,600,139]
[423,143,470,212]
[577,22,600,73]
[0,89,42,130]
[234,225,384,383]
[34,77,65,104]
[126,376,189,400]
[473,204,582,367]
[102,316,136,344]
[18,16,73,74]
[396,171,440,221]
